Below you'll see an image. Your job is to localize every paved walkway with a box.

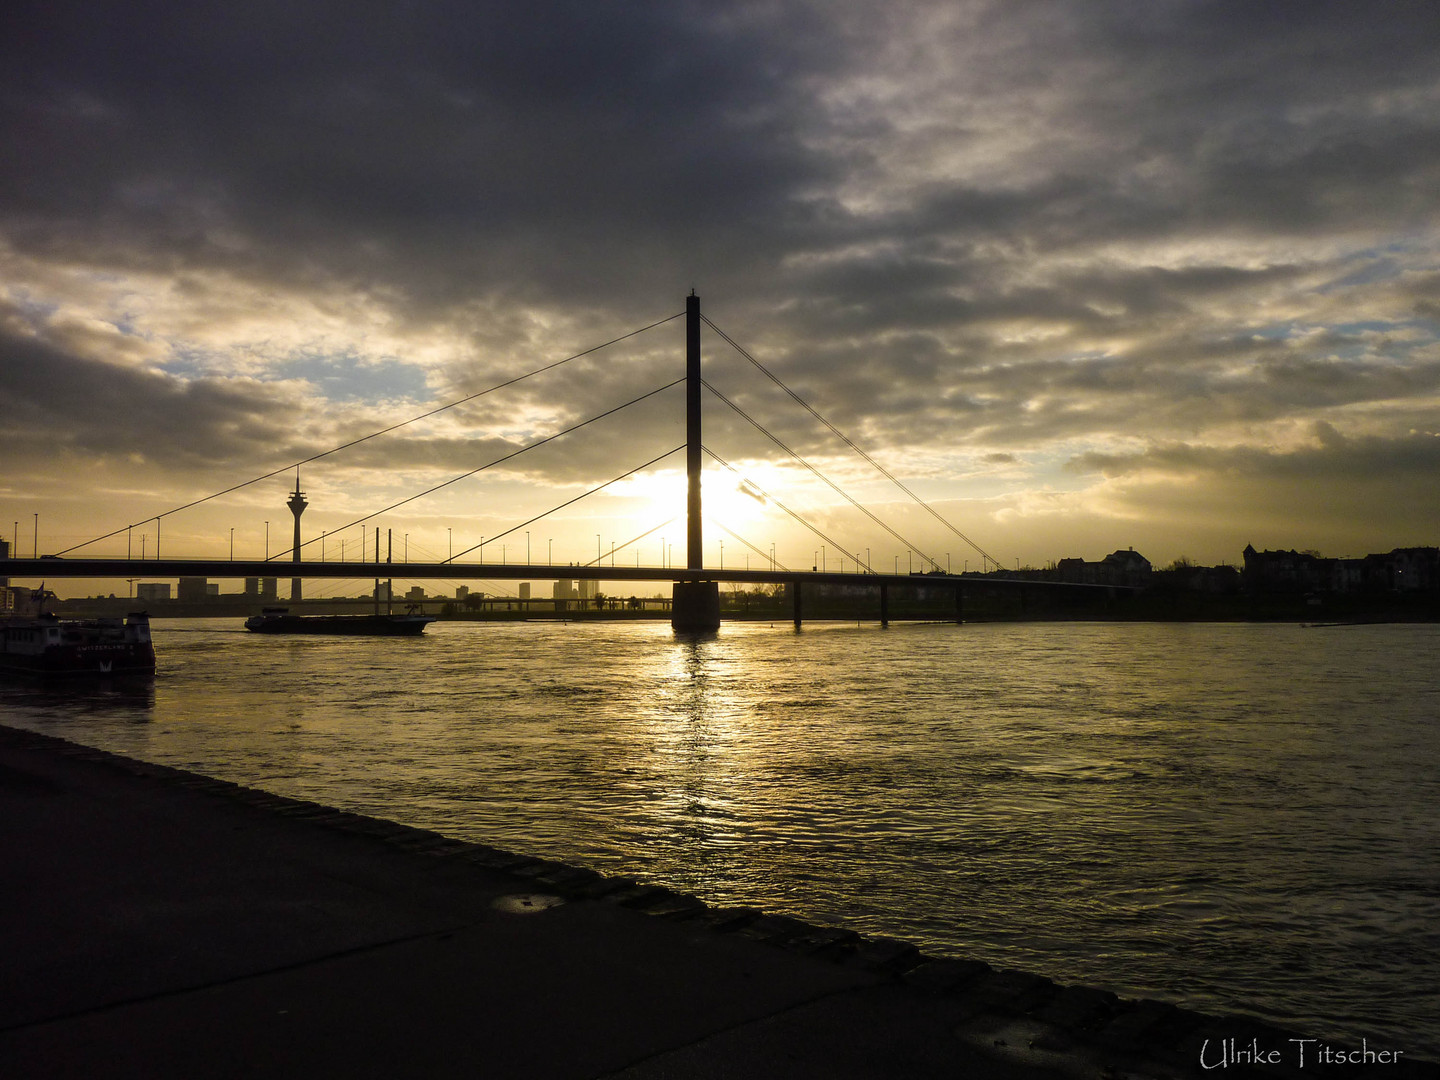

[1,724,1431,1079]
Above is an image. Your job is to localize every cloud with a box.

[3,0,1439,569]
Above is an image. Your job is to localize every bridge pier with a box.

[671,581,720,633]
[792,581,803,628]
[955,584,965,624]
[880,583,889,627]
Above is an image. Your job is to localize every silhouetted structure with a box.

[1056,549,1152,588]
[672,292,721,632]
[287,476,308,602]
[1243,544,1440,594]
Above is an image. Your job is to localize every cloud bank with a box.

[4,0,1439,571]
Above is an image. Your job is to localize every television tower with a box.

[287,472,307,602]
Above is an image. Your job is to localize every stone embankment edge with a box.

[4,722,1433,1080]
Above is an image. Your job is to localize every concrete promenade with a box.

[1,723,1431,1079]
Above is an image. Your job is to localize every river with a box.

[3,618,1437,1057]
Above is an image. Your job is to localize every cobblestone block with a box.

[569,875,638,900]
[734,913,816,945]
[699,907,762,932]
[1029,985,1119,1031]
[786,925,861,960]
[902,957,992,995]
[605,884,674,908]
[459,848,535,871]
[534,865,603,890]
[1094,998,1180,1049]
[640,893,709,920]
[954,968,1058,1015]
[848,936,923,975]
[508,858,567,879]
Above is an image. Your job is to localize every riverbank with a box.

[3,723,1432,1079]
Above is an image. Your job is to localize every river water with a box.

[3,618,1437,1057]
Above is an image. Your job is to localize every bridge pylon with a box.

[671,292,721,632]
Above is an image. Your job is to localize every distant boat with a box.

[243,607,436,636]
[1,587,156,677]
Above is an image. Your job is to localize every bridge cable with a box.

[704,447,865,573]
[701,379,936,571]
[702,315,1004,571]
[577,518,677,569]
[449,447,684,563]
[272,379,686,560]
[710,520,792,573]
[57,311,685,556]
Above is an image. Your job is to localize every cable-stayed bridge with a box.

[4,294,1116,628]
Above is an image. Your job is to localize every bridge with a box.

[3,294,1120,629]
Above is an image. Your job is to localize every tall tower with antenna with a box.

[286,472,307,602]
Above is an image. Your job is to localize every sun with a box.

[602,464,778,566]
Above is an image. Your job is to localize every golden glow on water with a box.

[4,619,1438,1055]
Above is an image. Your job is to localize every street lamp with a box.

[265,521,270,560]
[719,540,724,569]
[548,538,553,564]
[230,528,234,561]
[447,527,452,563]
[526,531,531,565]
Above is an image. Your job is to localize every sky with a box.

[4,1,1439,595]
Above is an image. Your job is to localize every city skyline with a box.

[4,2,1439,581]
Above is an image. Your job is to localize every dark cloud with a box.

[4,1,1440,563]
[0,318,301,470]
